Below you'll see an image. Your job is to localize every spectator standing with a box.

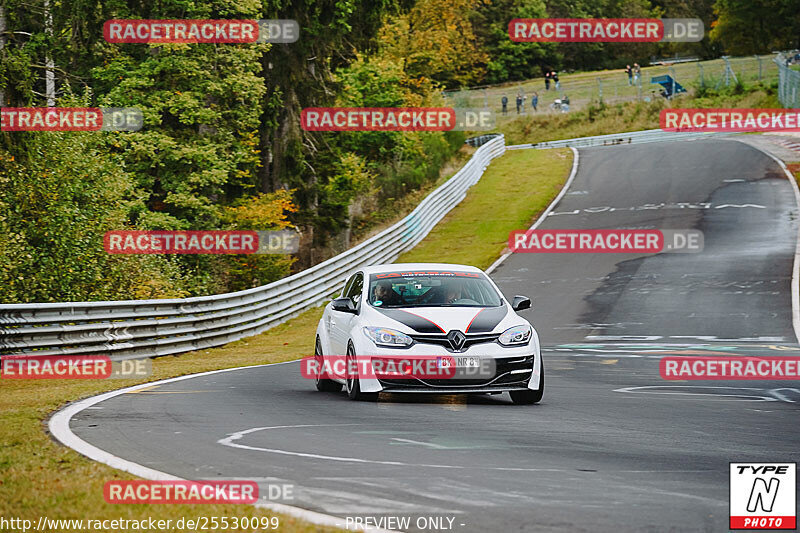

[544,71,550,91]
[625,64,633,85]
[515,94,522,114]
[531,91,538,111]
[501,94,508,115]
[633,63,641,85]
[552,71,560,90]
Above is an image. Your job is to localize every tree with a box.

[0,125,187,302]
[710,0,799,54]
[379,0,488,89]
[473,0,553,84]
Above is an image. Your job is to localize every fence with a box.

[0,136,507,360]
[776,52,800,108]
[444,54,778,116]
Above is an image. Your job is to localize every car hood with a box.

[365,305,510,334]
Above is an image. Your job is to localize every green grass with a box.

[492,81,781,146]
[0,308,336,533]
[398,148,573,268]
[0,60,783,530]
[1,146,573,532]
[446,54,778,115]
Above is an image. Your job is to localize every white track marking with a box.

[730,138,800,345]
[614,385,780,402]
[585,335,787,342]
[548,202,766,216]
[767,388,800,403]
[48,361,396,533]
[218,425,564,472]
[390,438,449,449]
[486,146,579,274]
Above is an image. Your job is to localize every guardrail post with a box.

[720,56,738,87]
[774,53,799,108]
[669,67,676,99]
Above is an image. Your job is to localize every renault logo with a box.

[447,330,467,352]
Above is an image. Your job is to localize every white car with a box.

[313,263,543,404]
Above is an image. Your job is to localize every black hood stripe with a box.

[465,306,508,333]
[374,308,446,333]
[374,306,507,334]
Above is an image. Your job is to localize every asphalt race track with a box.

[69,139,800,532]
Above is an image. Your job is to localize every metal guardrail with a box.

[0,136,507,360]
[0,126,732,360]
[465,133,501,148]
[776,53,800,108]
[506,129,728,150]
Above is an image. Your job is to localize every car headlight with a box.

[363,326,413,348]
[498,325,532,346]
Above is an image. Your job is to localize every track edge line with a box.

[729,137,800,345]
[486,146,580,275]
[47,361,394,533]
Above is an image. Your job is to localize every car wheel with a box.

[315,337,342,392]
[510,359,544,405]
[345,344,378,402]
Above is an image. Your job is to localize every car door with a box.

[329,272,363,355]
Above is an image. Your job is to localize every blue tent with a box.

[651,75,686,98]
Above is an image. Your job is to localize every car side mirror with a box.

[512,295,531,312]
[331,297,358,314]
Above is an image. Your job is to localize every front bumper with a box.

[349,338,541,394]
[377,355,534,392]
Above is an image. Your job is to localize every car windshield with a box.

[368,271,503,308]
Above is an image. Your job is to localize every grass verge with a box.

[495,80,781,145]
[0,309,332,532]
[398,148,573,268]
[1,150,572,530]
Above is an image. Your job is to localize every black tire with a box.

[510,360,544,405]
[345,344,378,401]
[315,337,343,392]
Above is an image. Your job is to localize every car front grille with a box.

[409,332,500,352]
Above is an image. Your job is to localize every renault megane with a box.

[313,263,543,404]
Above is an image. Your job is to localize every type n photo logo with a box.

[730,463,796,530]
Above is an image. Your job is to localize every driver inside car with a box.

[373,280,402,306]
[444,283,463,304]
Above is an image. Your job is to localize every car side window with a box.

[341,277,353,298]
[345,273,364,305]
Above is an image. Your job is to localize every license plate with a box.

[438,356,480,368]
